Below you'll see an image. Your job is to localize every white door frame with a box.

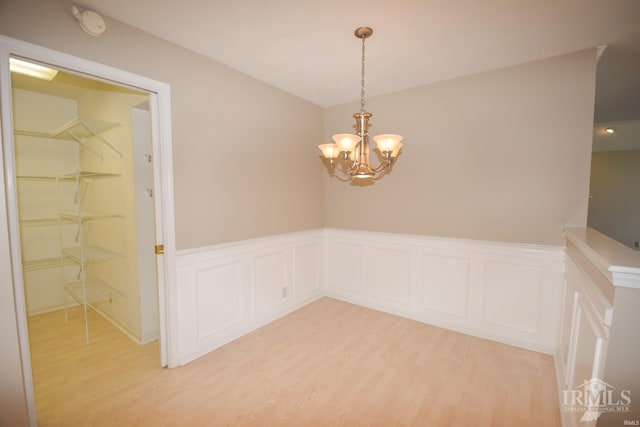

[0,35,179,426]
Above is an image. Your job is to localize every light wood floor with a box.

[28,298,560,426]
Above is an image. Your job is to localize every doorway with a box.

[0,36,177,426]
[12,62,158,344]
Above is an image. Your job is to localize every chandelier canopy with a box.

[319,27,403,181]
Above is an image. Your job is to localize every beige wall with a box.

[0,0,325,250]
[0,1,600,424]
[324,49,597,246]
[588,150,640,249]
[1,1,323,424]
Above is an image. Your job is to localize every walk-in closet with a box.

[12,60,159,346]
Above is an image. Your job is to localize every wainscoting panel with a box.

[195,260,243,340]
[324,239,363,294]
[482,261,543,334]
[324,228,565,354]
[253,250,287,315]
[364,246,411,305]
[421,253,470,318]
[177,228,565,365]
[293,242,321,298]
[176,230,324,365]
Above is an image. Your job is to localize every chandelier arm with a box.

[335,160,358,174]
[370,159,393,173]
[338,150,360,173]
[331,162,357,176]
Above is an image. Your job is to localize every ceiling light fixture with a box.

[9,58,59,81]
[318,27,403,181]
[604,127,616,134]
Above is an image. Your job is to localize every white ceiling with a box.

[74,0,640,118]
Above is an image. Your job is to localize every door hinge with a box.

[155,244,164,255]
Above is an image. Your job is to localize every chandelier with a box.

[318,27,403,180]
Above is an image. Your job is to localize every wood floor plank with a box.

[28,297,560,426]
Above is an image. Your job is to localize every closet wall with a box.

[77,89,151,343]
[13,84,154,344]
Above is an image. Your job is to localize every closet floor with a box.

[27,298,561,426]
[27,306,160,426]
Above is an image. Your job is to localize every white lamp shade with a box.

[332,133,361,152]
[390,142,403,157]
[318,143,340,159]
[373,134,403,153]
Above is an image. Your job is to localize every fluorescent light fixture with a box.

[604,127,616,134]
[9,58,58,81]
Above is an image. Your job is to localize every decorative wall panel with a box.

[176,230,323,364]
[324,229,564,354]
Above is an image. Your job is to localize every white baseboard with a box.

[89,304,143,345]
[178,290,323,365]
[325,289,556,354]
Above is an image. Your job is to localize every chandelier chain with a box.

[360,36,366,111]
